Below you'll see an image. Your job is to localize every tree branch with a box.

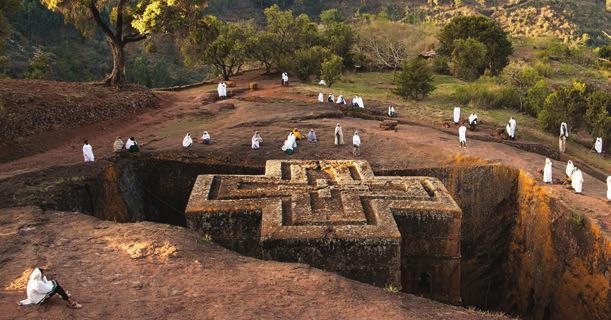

[89,0,116,42]
[123,33,147,44]
[116,0,127,41]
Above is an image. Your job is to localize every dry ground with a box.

[0,72,608,319]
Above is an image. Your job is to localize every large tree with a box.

[41,0,208,85]
[438,15,513,75]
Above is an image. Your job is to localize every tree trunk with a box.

[105,39,126,86]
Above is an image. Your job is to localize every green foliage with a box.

[523,80,551,117]
[438,15,513,75]
[454,79,521,109]
[246,31,277,73]
[450,38,487,81]
[585,91,610,139]
[598,46,611,59]
[0,0,20,54]
[320,8,343,24]
[393,57,434,100]
[320,54,344,87]
[431,55,450,75]
[538,80,589,132]
[291,46,329,81]
[501,61,542,90]
[181,17,248,80]
[26,49,54,79]
[322,21,354,66]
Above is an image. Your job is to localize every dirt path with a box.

[0,207,509,320]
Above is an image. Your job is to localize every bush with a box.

[291,46,330,81]
[432,55,450,75]
[393,57,435,100]
[523,80,551,117]
[320,54,344,87]
[538,80,589,132]
[451,38,487,81]
[438,15,513,75]
[454,80,520,109]
[585,90,610,138]
[501,61,542,89]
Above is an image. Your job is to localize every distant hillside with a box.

[208,0,610,45]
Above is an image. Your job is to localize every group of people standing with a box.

[250,123,361,157]
[452,107,479,148]
[81,136,140,162]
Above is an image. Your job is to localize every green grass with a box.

[297,69,610,172]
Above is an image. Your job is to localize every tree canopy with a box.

[438,15,513,75]
[40,0,208,85]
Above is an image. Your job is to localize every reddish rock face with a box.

[186,160,462,304]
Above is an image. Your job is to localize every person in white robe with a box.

[453,107,460,124]
[125,137,139,152]
[307,129,317,143]
[571,168,583,193]
[217,81,227,99]
[351,96,359,107]
[251,131,263,150]
[607,176,611,201]
[336,95,345,104]
[82,140,94,162]
[318,92,324,103]
[282,72,289,86]
[113,137,124,153]
[458,125,467,148]
[182,133,193,148]
[318,80,327,86]
[352,130,361,156]
[334,123,344,145]
[559,122,568,153]
[201,131,211,144]
[565,160,575,179]
[507,117,517,140]
[356,96,365,108]
[19,268,81,308]
[328,94,334,103]
[593,137,603,154]
[543,158,553,183]
[281,132,297,154]
[468,113,478,130]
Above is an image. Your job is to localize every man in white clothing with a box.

[251,131,263,150]
[356,96,364,108]
[182,133,193,148]
[352,130,361,156]
[565,160,575,179]
[453,107,460,124]
[201,131,211,144]
[507,117,517,140]
[82,140,94,162]
[19,268,81,308]
[217,81,227,99]
[593,137,603,154]
[334,123,344,146]
[458,125,467,148]
[559,122,568,153]
[571,168,584,194]
[543,158,553,183]
[318,92,324,103]
[468,113,478,130]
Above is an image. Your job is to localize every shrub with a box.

[453,80,521,109]
[585,90,610,138]
[291,46,330,81]
[501,61,542,89]
[538,80,589,132]
[523,80,551,117]
[438,15,513,75]
[393,57,435,100]
[431,55,450,75]
[320,54,344,87]
[450,38,487,81]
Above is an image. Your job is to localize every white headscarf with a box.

[565,160,575,177]
[543,158,553,183]
[20,268,54,305]
[182,133,193,147]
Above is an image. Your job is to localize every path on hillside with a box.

[0,73,608,231]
